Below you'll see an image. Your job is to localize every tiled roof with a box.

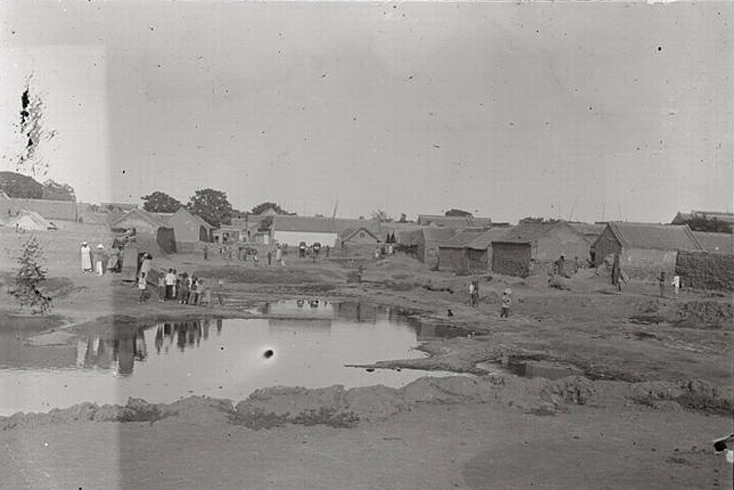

[607,222,703,251]
[438,229,486,248]
[467,227,515,250]
[692,231,734,254]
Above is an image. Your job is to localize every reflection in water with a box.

[75,328,148,376]
[2,303,470,415]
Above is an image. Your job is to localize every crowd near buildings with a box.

[1,190,733,292]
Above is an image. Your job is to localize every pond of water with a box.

[0,302,468,415]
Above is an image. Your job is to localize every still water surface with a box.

[0,302,466,415]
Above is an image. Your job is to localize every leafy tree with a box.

[371,209,393,222]
[520,217,559,224]
[186,188,233,227]
[8,235,52,314]
[250,202,290,216]
[41,179,76,201]
[258,215,274,232]
[444,208,472,217]
[142,191,183,213]
[0,171,44,199]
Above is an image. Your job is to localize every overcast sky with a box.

[1,1,732,223]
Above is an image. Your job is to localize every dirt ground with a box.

[1,224,732,489]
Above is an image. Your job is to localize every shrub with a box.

[8,235,52,314]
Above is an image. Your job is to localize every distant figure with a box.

[95,244,106,276]
[325,245,330,257]
[203,244,209,260]
[157,274,166,303]
[138,272,150,303]
[107,244,121,272]
[165,269,176,299]
[179,272,190,305]
[447,309,454,317]
[554,255,566,277]
[276,246,285,267]
[500,288,512,318]
[139,253,152,281]
[80,242,93,273]
[469,280,477,307]
[216,279,225,306]
[671,274,680,298]
[658,271,667,297]
[267,251,272,266]
[611,253,621,288]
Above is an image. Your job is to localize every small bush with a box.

[8,235,52,314]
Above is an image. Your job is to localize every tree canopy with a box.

[186,188,233,227]
[142,191,183,213]
[370,209,393,222]
[444,208,472,217]
[0,171,76,201]
[41,179,76,201]
[250,201,290,216]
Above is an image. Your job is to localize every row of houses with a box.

[431,220,732,284]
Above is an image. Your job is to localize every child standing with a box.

[500,288,512,319]
[671,275,681,298]
[157,274,166,303]
[138,272,150,304]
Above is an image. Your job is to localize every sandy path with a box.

[1,400,730,489]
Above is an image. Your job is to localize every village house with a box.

[269,216,376,248]
[416,227,458,268]
[464,226,515,272]
[110,208,177,253]
[338,226,382,256]
[592,222,704,280]
[436,229,487,272]
[164,208,215,252]
[491,221,589,277]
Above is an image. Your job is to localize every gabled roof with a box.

[692,231,734,254]
[438,229,486,248]
[110,208,169,229]
[605,222,704,251]
[172,208,216,229]
[569,222,606,240]
[467,227,515,250]
[273,216,379,234]
[417,214,492,228]
[421,227,458,242]
[493,221,581,244]
[340,226,381,242]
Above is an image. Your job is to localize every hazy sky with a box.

[1,1,732,223]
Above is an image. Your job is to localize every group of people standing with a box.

[80,241,122,276]
[144,268,224,306]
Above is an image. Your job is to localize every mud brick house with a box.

[491,221,589,277]
[417,227,458,268]
[110,208,177,253]
[464,226,514,272]
[592,222,704,280]
[165,208,215,252]
[437,229,487,271]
